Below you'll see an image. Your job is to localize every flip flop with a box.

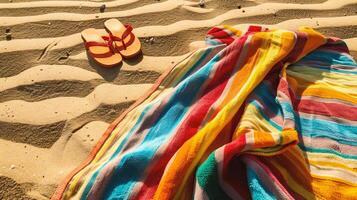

[104,19,141,58]
[81,28,122,67]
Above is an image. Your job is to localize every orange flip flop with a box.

[104,19,141,58]
[81,28,122,67]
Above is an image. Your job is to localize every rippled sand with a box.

[0,0,356,199]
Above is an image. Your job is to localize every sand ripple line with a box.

[135,12,357,37]
[70,53,189,73]
[0,120,109,184]
[1,15,357,54]
[0,65,102,92]
[0,0,200,26]
[0,0,140,9]
[0,83,152,125]
[0,0,355,26]
[345,38,357,51]
[0,0,212,13]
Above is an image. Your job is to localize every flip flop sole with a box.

[81,28,123,68]
[92,53,123,67]
[117,36,141,58]
[104,19,142,59]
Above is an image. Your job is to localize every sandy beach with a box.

[0,0,356,199]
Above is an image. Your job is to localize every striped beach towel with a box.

[53,25,357,200]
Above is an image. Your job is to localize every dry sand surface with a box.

[0,0,356,199]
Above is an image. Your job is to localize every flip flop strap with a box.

[109,24,135,50]
[85,36,116,58]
